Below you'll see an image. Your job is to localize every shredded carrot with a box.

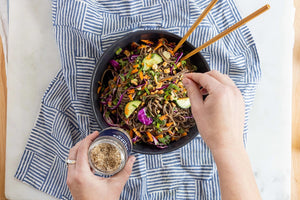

[133,128,142,137]
[141,83,147,90]
[146,54,152,60]
[144,75,150,79]
[129,130,133,139]
[171,137,176,141]
[128,94,133,101]
[104,86,110,93]
[156,134,164,139]
[133,64,139,68]
[97,86,102,94]
[181,132,187,137]
[111,110,116,114]
[166,122,174,127]
[177,81,183,88]
[113,76,117,82]
[154,42,163,51]
[118,84,122,87]
[159,114,168,121]
[127,89,135,94]
[108,101,112,106]
[141,39,154,45]
[131,42,139,49]
[177,62,182,67]
[98,81,102,85]
[146,132,154,142]
[168,49,175,56]
[138,44,147,49]
[160,77,173,82]
[131,68,139,74]
[168,130,175,136]
[139,71,144,80]
[99,104,103,112]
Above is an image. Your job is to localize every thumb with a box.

[182,78,204,110]
[112,156,136,185]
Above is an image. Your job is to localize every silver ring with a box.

[66,159,76,165]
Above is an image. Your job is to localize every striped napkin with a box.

[15,0,260,199]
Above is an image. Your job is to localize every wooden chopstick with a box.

[181,4,270,61]
[173,0,219,54]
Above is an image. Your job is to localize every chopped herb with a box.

[145,87,150,95]
[115,48,122,55]
[178,128,185,134]
[119,74,125,81]
[173,63,177,69]
[153,115,163,125]
[105,111,110,118]
[149,70,155,79]
[192,65,197,71]
[164,94,169,101]
[158,135,171,145]
[168,83,180,91]
[126,69,133,79]
[112,98,118,105]
[181,60,186,66]
[119,59,128,67]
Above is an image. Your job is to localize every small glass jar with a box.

[88,127,132,176]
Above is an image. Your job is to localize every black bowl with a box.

[91,30,210,154]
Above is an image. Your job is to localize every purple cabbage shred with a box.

[138,107,153,125]
[109,59,120,71]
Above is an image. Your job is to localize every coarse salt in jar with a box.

[88,127,132,176]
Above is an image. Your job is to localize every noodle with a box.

[98,38,196,148]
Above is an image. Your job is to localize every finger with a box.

[184,73,221,94]
[206,70,236,87]
[112,156,136,186]
[68,141,82,159]
[76,131,100,171]
[182,78,204,110]
[67,140,83,182]
[67,140,82,169]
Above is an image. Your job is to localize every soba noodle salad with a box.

[98,38,197,148]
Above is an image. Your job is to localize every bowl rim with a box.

[90,30,210,154]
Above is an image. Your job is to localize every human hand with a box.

[66,131,136,200]
[183,70,245,153]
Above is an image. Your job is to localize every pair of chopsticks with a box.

[173,0,270,61]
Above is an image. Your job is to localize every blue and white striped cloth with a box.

[15,0,260,199]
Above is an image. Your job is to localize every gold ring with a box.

[66,159,76,165]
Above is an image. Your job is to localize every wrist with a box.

[210,143,247,168]
[210,142,245,158]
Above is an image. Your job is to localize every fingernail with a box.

[182,78,190,86]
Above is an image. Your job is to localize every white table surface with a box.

[5,0,294,199]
